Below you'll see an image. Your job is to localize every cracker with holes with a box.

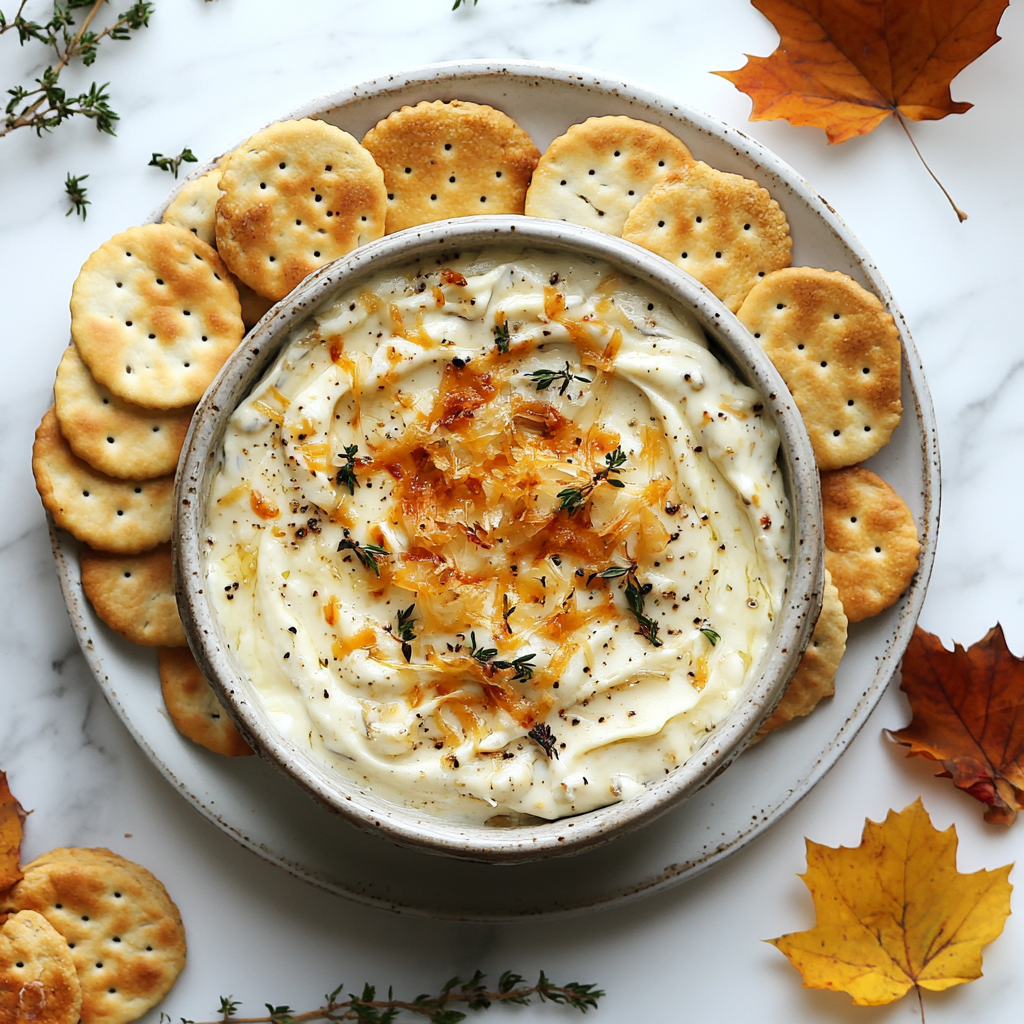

[71,223,243,410]
[161,166,223,247]
[54,345,194,480]
[80,544,186,647]
[524,115,693,235]
[822,466,919,622]
[757,569,847,736]
[737,267,902,470]
[361,100,540,234]
[622,161,792,311]
[159,647,253,757]
[0,909,82,1024]
[33,408,173,555]
[0,848,186,1024]
[216,118,386,301]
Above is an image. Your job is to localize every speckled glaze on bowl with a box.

[174,215,824,864]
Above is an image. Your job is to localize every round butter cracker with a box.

[54,345,193,480]
[71,223,243,409]
[756,568,847,737]
[525,115,693,235]
[33,408,173,555]
[738,267,902,470]
[81,544,186,647]
[0,848,186,1024]
[0,909,82,1024]
[216,118,386,301]
[362,100,540,234]
[622,161,792,311]
[822,465,920,623]
[161,166,222,248]
[159,647,253,757]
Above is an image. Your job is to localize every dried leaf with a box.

[770,799,1012,1007]
[0,772,26,894]
[716,0,1008,144]
[891,624,1024,825]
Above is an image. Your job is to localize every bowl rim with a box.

[174,214,824,863]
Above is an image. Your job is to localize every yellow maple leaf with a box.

[770,799,1012,1008]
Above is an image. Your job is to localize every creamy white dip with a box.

[204,248,790,823]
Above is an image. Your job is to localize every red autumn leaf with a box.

[0,771,27,893]
[715,0,1008,144]
[891,625,1024,825]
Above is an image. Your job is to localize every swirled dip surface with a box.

[204,249,791,822]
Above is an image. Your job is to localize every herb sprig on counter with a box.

[148,145,197,177]
[64,171,89,219]
[452,0,479,8]
[1,0,154,139]
[173,969,602,1024]
[557,446,627,514]
[337,533,388,577]
[526,361,591,397]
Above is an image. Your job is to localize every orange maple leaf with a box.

[0,771,27,894]
[891,625,1024,825]
[715,0,1009,219]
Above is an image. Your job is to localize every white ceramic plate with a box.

[51,59,939,920]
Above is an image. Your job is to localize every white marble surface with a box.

[1,1,1022,1021]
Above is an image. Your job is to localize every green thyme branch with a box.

[149,146,196,177]
[557,446,627,514]
[451,0,478,9]
[1,0,155,139]
[589,564,662,648]
[396,604,416,662]
[334,444,360,495]
[64,171,89,218]
[493,318,511,353]
[176,969,602,1024]
[525,360,591,396]
[467,632,535,682]
[337,533,389,578]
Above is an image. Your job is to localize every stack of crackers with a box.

[1,847,186,1024]
[34,98,920,758]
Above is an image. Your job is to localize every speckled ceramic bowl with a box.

[175,215,823,863]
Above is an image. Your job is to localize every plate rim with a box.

[50,57,940,919]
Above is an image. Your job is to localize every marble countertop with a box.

[2,1,1022,1020]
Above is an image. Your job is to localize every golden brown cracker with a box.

[362,100,540,234]
[738,267,902,470]
[161,167,222,247]
[33,408,173,555]
[216,118,386,301]
[622,161,792,311]
[0,849,186,1024]
[53,345,193,481]
[80,544,186,648]
[71,223,243,410]
[525,115,693,235]
[159,648,253,757]
[237,279,274,331]
[757,569,848,736]
[822,466,920,622]
[0,909,82,1024]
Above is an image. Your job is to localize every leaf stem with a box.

[916,984,926,1024]
[894,111,967,223]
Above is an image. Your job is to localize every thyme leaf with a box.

[452,0,478,8]
[591,563,662,648]
[396,604,416,662]
[527,722,559,759]
[64,171,89,219]
[493,317,511,354]
[186,970,602,1024]
[337,534,388,577]
[217,997,240,1020]
[501,592,516,634]
[468,633,536,681]
[525,360,591,396]
[334,444,360,495]
[148,146,197,177]
[467,631,497,663]
[700,624,721,646]
[557,446,628,514]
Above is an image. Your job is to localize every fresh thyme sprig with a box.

[336,533,388,578]
[396,604,416,662]
[467,632,536,682]
[174,969,603,1024]
[557,446,627,514]
[334,444,360,495]
[1,0,154,139]
[148,146,197,177]
[501,593,515,634]
[452,0,478,8]
[493,318,511,354]
[64,171,89,219]
[525,360,591,396]
[590,564,662,648]
[528,722,559,759]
